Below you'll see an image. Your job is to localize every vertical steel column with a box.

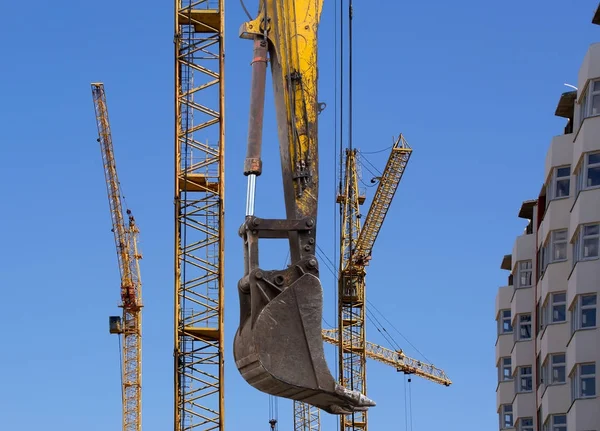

[338,149,367,431]
[174,1,225,431]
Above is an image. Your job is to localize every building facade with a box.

[495,7,600,431]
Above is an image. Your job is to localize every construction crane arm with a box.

[351,135,412,267]
[91,83,141,309]
[91,82,143,431]
[233,0,374,416]
[322,329,452,386]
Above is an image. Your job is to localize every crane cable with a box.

[316,244,432,366]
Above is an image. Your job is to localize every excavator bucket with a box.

[234,230,375,414]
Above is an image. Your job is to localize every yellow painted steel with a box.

[240,0,323,218]
[91,82,143,431]
[338,148,367,431]
[322,329,452,386]
[174,1,225,431]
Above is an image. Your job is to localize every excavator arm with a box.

[234,0,374,415]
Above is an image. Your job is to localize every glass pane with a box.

[583,237,599,258]
[588,152,600,165]
[584,224,599,236]
[592,94,600,115]
[553,230,567,241]
[520,260,532,269]
[554,242,566,260]
[587,166,600,187]
[551,354,565,364]
[582,376,596,396]
[581,364,595,375]
[582,294,597,306]
[582,308,596,328]
[553,415,566,425]
[552,365,565,383]
[522,418,533,426]
[553,293,566,303]
[556,167,570,177]
[555,178,570,197]
[553,304,566,322]
[594,80,600,92]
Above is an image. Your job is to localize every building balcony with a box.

[511,339,534,368]
[513,391,535,425]
[539,260,570,304]
[544,133,575,183]
[567,260,600,307]
[577,42,600,99]
[540,382,570,421]
[496,380,514,406]
[569,186,600,242]
[538,321,569,361]
[566,326,600,372]
[496,333,514,359]
[512,233,535,268]
[538,197,572,249]
[574,113,600,167]
[512,286,534,317]
[568,398,599,431]
[496,285,514,316]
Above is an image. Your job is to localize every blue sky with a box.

[0,0,599,430]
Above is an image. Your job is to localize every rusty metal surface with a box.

[244,36,268,177]
[234,216,375,414]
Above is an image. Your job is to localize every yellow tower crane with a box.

[337,134,412,431]
[174,2,225,431]
[91,82,143,431]
[293,135,422,431]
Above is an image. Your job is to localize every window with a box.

[571,294,597,331]
[576,152,600,193]
[572,363,596,399]
[551,293,566,323]
[499,309,513,334]
[548,166,571,199]
[550,353,566,384]
[580,79,600,123]
[499,357,512,382]
[550,230,568,262]
[544,414,566,431]
[517,260,532,288]
[573,223,600,264]
[518,313,532,340]
[518,366,533,392]
[520,417,534,431]
[500,404,513,429]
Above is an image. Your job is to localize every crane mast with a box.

[174,1,225,431]
[337,136,412,431]
[91,82,143,431]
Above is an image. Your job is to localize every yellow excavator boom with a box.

[234,0,374,415]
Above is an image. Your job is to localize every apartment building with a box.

[495,6,600,431]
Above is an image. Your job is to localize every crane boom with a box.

[352,135,412,267]
[91,82,143,431]
[322,329,451,386]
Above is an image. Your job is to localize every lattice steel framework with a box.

[92,82,143,431]
[337,148,367,431]
[293,399,321,431]
[174,1,225,431]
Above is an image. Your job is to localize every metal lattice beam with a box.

[174,1,225,431]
